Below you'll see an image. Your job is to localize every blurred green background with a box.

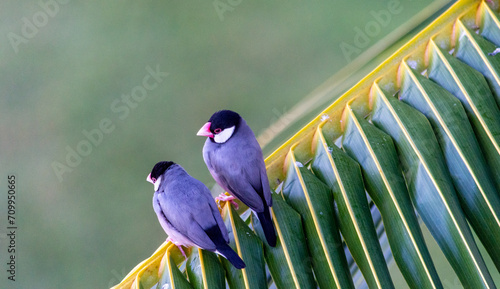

[0,1,456,288]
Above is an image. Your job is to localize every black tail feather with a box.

[205,225,245,269]
[217,243,246,269]
[257,205,277,247]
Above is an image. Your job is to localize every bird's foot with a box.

[216,193,239,210]
[166,237,188,260]
[177,245,187,259]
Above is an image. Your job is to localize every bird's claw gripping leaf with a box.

[216,193,239,210]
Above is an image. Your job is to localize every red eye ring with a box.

[214,128,222,134]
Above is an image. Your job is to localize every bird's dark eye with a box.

[152,178,157,183]
[214,128,222,134]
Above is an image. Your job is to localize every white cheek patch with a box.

[154,176,162,192]
[214,126,235,143]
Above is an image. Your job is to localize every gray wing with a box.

[196,179,229,243]
[155,178,228,250]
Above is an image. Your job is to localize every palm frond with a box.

[112,1,500,288]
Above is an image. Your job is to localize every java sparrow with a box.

[146,161,246,269]
[197,110,277,247]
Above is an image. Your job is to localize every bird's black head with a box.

[196,110,242,144]
[208,110,241,132]
[149,161,175,182]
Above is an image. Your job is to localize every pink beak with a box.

[197,122,214,138]
[146,173,154,184]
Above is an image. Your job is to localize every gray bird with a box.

[197,110,277,247]
[146,161,245,269]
